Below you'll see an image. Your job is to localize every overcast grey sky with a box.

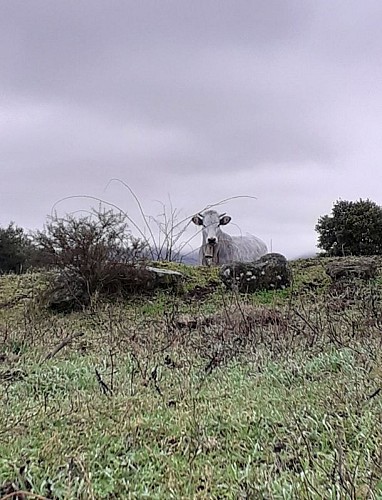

[1,0,382,258]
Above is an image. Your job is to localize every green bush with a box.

[316,199,382,256]
[0,223,33,273]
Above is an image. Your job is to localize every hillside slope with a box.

[1,257,382,498]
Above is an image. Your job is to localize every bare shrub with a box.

[34,208,149,307]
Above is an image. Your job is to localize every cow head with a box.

[192,210,231,247]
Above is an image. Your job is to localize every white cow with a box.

[192,210,267,266]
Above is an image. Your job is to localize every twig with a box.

[95,368,113,396]
[149,365,163,397]
[109,349,116,393]
[0,491,50,500]
[51,194,151,253]
[42,332,84,362]
[202,195,258,212]
[105,179,158,256]
[368,388,381,399]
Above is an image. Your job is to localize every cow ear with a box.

[219,215,231,225]
[192,214,203,226]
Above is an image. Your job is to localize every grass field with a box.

[1,258,382,499]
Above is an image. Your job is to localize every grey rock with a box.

[325,258,378,281]
[43,272,90,313]
[220,253,291,293]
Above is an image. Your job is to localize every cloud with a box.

[1,0,382,258]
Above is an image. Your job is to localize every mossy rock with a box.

[220,253,291,293]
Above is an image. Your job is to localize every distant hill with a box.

[292,252,317,260]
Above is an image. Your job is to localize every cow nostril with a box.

[208,238,217,245]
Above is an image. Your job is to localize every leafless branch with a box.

[42,332,85,362]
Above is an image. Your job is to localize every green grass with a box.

[1,353,382,498]
[1,258,382,498]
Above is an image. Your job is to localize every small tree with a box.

[0,223,34,273]
[316,199,382,256]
